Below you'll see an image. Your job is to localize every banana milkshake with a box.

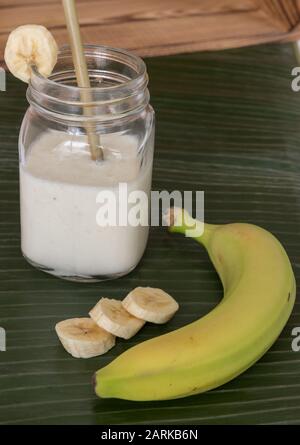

[4,24,155,281]
[20,131,153,280]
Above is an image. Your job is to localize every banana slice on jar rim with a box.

[4,24,58,83]
[122,287,179,324]
[55,318,116,359]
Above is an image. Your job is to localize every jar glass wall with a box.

[19,45,155,282]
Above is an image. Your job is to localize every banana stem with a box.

[167,207,217,248]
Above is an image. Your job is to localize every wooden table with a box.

[0,43,299,424]
[1,0,300,61]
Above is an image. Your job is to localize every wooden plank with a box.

[0,0,300,61]
[0,0,256,33]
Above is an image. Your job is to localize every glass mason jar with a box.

[19,45,155,282]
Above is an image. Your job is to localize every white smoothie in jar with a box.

[20,131,152,280]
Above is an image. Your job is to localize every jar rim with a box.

[30,44,147,95]
[27,44,150,124]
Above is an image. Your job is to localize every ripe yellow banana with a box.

[94,208,296,401]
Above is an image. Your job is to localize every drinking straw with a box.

[62,0,103,161]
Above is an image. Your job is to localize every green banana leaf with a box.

[0,43,299,425]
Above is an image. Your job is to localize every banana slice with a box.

[89,298,145,339]
[55,318,115,359]
[122,287,179,324]
[4,24,58,83]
